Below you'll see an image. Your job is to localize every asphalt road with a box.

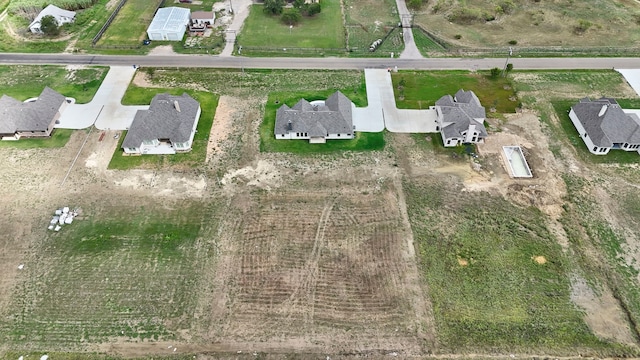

[0,53,638,70]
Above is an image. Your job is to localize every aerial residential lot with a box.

[1,65,640,359]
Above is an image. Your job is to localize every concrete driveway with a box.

[352,69,437,133]
[617,69,640,97]
[56,66,148,130]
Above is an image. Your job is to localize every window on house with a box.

[593,146,598,152]
[584,132,587,138]
[337,134,340,137]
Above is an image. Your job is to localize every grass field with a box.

[0,200,213,348]
[0,65,107,104]
[108,87,219,170]
[0,129,74,149]
[391,71,519,113]
[343,0,401,54]
[172,0,219,11]
[260,89,385,153]
[413,0,640,49]
[404,180,624,353]
[236,0,345,52]
[98,0,162,46]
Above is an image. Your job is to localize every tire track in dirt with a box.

[286,199,336,327]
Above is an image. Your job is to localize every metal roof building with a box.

[147,7,190,41]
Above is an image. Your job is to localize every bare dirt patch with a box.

[532,255,547,264]
[206,95,240,162]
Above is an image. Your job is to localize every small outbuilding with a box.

[29,4,76,34]
[147,7,190,41]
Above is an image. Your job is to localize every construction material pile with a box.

[48,207,81,231]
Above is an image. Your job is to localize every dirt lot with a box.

[1,69,640,358]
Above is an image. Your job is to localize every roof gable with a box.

[571,97,640,147]
[436,89,487,139]
[274,91,354,136]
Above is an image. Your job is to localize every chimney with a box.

[174,100,181,112]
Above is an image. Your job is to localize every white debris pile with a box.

[47,206,82,231]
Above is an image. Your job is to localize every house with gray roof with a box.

[434,89,487,147]
[0,87,66,140]
[274,91,354,143]
[29,4,76,34]
[122,93,201,155]
[569,97,640,155]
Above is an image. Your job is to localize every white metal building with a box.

[147,7,190,41]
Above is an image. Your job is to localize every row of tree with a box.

[264,0,321,25]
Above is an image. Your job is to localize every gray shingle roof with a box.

[122,93,200,149]
[436,89,487,139]
[274,91,353,137]
[571,97,640,147]
[0,87,65,134]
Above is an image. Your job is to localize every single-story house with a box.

[434,89,487,147]
[569,97,640,155]
[147,7,190,41]
[274,91,354,143]
[191,11,215,26]
[122,93,201,155]
[29,4,76,34]
[0,87,66,140]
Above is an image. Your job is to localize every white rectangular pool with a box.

[502,146,533,178]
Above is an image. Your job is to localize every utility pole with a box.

[502,46,513,77]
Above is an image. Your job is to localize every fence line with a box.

[91,0,128,46]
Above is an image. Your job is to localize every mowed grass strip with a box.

[98,0,162,45]
[237,0,345,50]
[1,202,209,346]
[260,88,385,153]
[108,86,219,170]
[391,70,518,112]
[404,181,613,352]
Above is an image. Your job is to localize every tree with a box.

[264,0,285,15]
[281,8,301,25]
[489,67,501,79]
[506,63,513,73]
[306,2,321,16]
[40,15,60,36]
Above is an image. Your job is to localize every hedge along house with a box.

[274,91,355,144]
[569,97,640,155]
[147,7,190,41]
[434,89,488,147]
[122,93,201,155]
[0,87,67,140]
[29,4,76,34]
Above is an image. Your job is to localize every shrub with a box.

[490,67,501,79]
[574,19,592,34]
[40,15,60,36]
[454,34,462,40]
[281,8,301,25]
[499,0,515,14]
[264,0,285,15]
[408,0,424,10]
[293,0,305,9]
[508,39,517,45]
[306,2,321,16]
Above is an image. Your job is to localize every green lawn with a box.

[237,0,345,52]
[0,201,212,347]
[0,129,74,149]
[260,89,385,153]
[108,87,219,170]
[0,65,107,104]
[404,180,622,353]
[172,0,220,11]
[98,0,162,46]
[392,70,518,113]
[552,100,640,164]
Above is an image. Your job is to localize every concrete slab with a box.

[617,69,640,97]
[388,109,437,133]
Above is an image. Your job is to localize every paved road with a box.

[0,53,638,70]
